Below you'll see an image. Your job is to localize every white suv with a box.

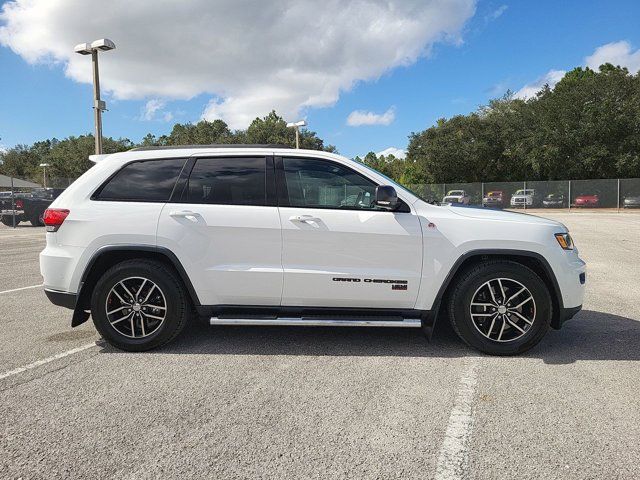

[40,146,586,355]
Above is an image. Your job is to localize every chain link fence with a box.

[408,178,640,211]
[0,175,76,227]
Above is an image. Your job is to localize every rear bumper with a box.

[44,289,77,310]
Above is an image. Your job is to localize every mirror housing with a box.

[375,185,399,211]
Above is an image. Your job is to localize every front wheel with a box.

[448,260,552,355]
[91,259,189,351]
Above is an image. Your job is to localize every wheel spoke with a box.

[136,279,147,299]
[107,305,128,315]
[143,312,164,321]
[497,278,507,302]
[487,281,498,304]
[111,289,129,306]
[142,284,157,304]
[505,286,526,305]
[130,313,136,338]
[510,310,534,326]
[486,314,498,338]
[111,311,132,326]
[512,295,533,309]
[139,313,146,337]
[497,316,507,341]
[471,302,495,308]
[119,281,136,302]
[505,316,527,334]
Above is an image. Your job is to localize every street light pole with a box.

[91,50,103,155]
[39,163,50,188]
[286,120,307,149]
[74,39,116,155]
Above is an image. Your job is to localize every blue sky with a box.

[1,0,640,158]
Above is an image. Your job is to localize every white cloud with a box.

[514,69,566,99]
[376,147,406,159]
[140,99,166,121]
[585,40,640,73]
[347,107,396,126]
[485,5,507,22]
[0,0,477,129]
[515,41,640,100]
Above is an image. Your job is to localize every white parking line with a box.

[0,284,43,294]
[434,357,479,480]
[0,343,96,380]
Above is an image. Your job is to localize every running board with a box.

[209,317,422,328]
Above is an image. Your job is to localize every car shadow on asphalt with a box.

[96,309,639,363]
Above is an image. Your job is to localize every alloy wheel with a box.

[469,277,536,342]
[105,276,167,339]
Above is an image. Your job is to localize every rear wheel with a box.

[0,216,14,226]
[448,260,552,355]
[30,212,44,226]
[91,259,189,351]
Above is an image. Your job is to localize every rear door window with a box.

[185,157,266,206]
[95,158,186,202]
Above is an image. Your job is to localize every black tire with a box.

[448,260,551,355]
[30,212,44,226]
[0,216,14,226]
[91,259,189,351]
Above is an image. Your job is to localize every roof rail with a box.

[129,144,292,152]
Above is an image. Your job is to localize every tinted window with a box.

[96,158,186,202]
[282,158,377,209]
[186,157,266,205]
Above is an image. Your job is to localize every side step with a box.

[209,317,422,328]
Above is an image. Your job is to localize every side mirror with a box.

[375,185,399,211]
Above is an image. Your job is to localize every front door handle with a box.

[169,210,199,222]
[289,214,321,223]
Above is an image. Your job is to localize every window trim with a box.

[275,156,410,213]
[91,157,188,203]
[173,155,276,207]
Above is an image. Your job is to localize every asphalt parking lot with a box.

[1,212,638,479]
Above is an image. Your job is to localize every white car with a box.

[442,190,470,205]
[510,189,538,207]
[40,146,586,355]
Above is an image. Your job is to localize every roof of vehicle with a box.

[129,144,292,152]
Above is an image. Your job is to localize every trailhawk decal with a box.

[332,278,408,291]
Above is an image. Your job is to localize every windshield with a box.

[447,190,464,196]
[514,189,534,195]
[354,160,427,202]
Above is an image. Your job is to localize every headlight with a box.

[555,232,574,250]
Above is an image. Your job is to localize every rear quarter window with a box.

[94,158,186,202]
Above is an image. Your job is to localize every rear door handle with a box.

[169,210,199,222]
[289,214,321,223]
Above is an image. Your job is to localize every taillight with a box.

[15,199,24,209]
[43,208,70,232]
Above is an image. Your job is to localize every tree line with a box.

[0,111,335,184]
[1,63,639,186]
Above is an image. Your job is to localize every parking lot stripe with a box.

[0,284,43,295]
[0,343,96,380]
[434,357,479,480]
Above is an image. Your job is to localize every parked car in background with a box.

[510,189,538,207]
[574,194,599,207]
[442,190,470,205]
[542,193,566,208]
[482,191,504,208]
[0,188,65,226]
[623,195,640,208]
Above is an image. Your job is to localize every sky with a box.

[1,0,640,159]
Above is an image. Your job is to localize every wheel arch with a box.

[432,249,564,330]
[72,245,199,327]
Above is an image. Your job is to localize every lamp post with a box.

[39,163,50,188]
[286,120,307,149]
[74,38,116,154]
